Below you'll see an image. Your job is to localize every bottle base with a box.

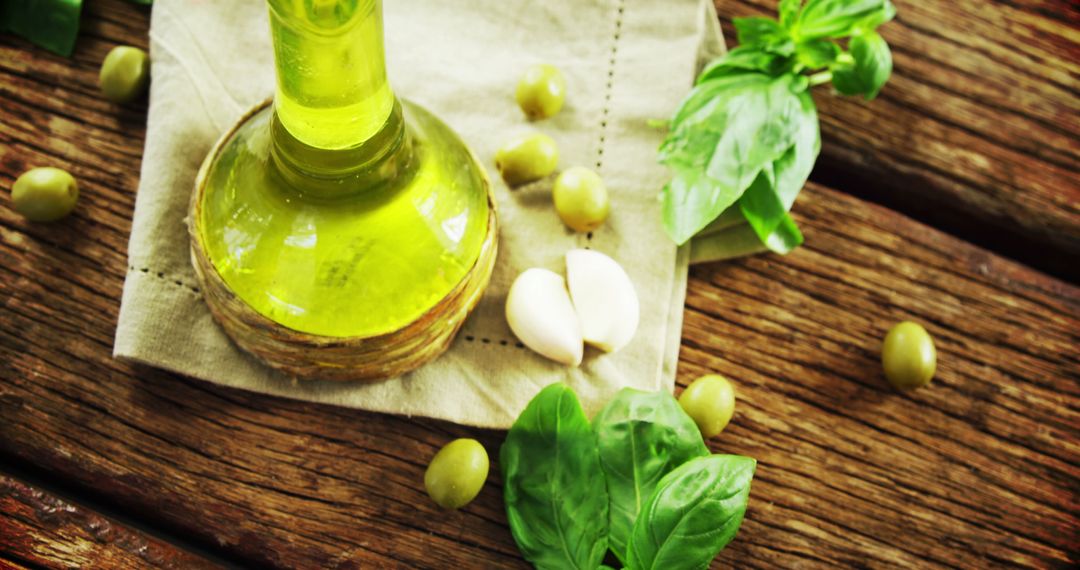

[189,98,498,381]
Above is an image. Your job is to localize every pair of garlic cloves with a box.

[506,249,639,366]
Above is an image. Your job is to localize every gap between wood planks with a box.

[0,455,241,569]
[809,158,1080,285]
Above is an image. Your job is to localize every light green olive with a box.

[882,321,936,390]
[494,133,558,187]
[11,167,79,222]
[424,438,489,510]
[99,46,150,104]
[553,166,609,232]
[516,64,566,120]
[679,374,736,439]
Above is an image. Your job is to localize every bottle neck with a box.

[267,0,396,151]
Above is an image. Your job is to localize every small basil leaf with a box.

[830,60,861,96]
[625,455,756,570]
[795,38,841,68]
[732,17,795,56]
[854,30,892,99]
[856,0,896,31]
[594,388,709,565]
[794,0,888,40]
[659,73,805,244]
[738,167,784,247]
[501,383,609,570]
[831,31,892,99]
[738,88,817,254]
[779,0,801,29]
[739,170,805,255]
[733,17,784,45]
[697,46,788,83]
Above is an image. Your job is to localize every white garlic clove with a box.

[565,249,639,353]
[505,268,584,366]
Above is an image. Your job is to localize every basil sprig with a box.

[660,0,895,251]
[502,384,756,569]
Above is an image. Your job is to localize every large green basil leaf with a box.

[501,383,608,570]
[794,0,889,40]
[593,388,709,566]
[738,86,817,254]
[0,0,82,56]
[659,73,806,245]
[625,455,756,570]
[832,30,892,100]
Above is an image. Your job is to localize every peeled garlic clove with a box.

[565,249,639,353]
[506,268,584,366]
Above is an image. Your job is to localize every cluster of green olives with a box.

[495,64,610,234]
[7,46,148,222]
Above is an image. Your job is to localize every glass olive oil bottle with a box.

[196,0,491,340]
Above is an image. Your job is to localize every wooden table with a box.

[1,1,1077,568]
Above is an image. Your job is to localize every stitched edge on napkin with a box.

[114,0,723,428]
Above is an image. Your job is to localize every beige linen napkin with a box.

[115,0,725,429]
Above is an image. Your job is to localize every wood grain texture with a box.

[714,0,1080,280]
[0,0,1077,568]
[1,173,1077,568]
[0,475,220,569]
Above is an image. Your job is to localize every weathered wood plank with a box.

[714,0,1080,280]
[0,475,219,569]
[687,183,1079,569]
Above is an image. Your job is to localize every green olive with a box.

[553,167,609,232]
[11,167,79,222]
[495,133,558,187]
[679,374,736,439]
[99,46,150,104]
[516,64,566,120]
[424,438,489,510]
[882,321,936,390]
